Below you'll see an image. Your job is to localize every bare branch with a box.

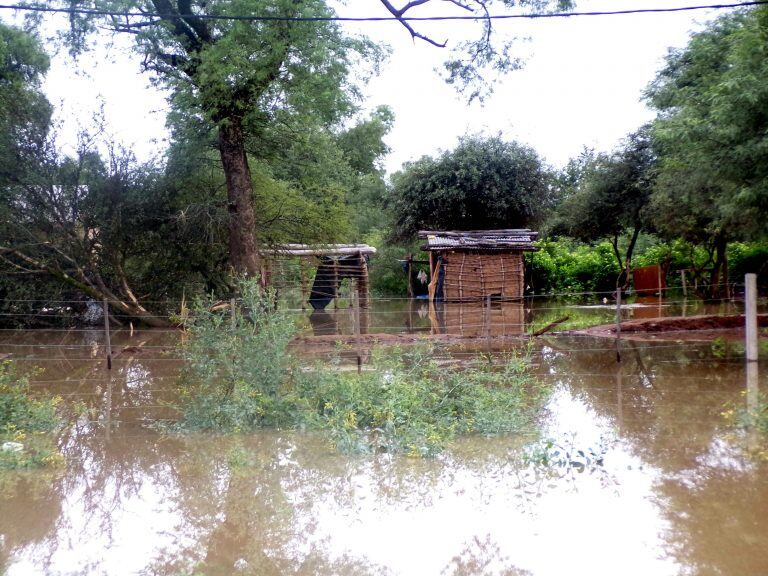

[379,0,448,47]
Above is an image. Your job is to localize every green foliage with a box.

[0,24,51,187]
[307,347,550,457]
[525,239,620,295]
[552,127,655,272]
[176,281,550,455]
[389,135,554,241]
[364,229,420,296]
[177,281,300,431]
[728,243,768,285]
[0,361,63,470]
[646,7,768,243]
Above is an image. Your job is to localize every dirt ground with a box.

[565,313,768,342]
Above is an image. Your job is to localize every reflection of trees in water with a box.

[442,535,532,576]
[658,466,768,575]
[542,337,744,473]
[0,470,63,574]
[540,336,768,575]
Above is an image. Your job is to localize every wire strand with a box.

[0,1,764,22]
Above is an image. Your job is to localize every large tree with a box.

[33,0,380,278]
[645,6,768,295]
[389,135,553,239]
[21,0,573,278]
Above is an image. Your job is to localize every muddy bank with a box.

[566,314,768,341]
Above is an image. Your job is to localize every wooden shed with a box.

[261,243,376,310]
[419,229,538,302]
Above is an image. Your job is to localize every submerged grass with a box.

[176,280,552,456]
[0,361,63,470]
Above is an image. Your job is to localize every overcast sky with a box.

[4,0,722,173]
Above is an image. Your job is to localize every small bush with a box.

[305,348,550,456]
[0,361,63,470]
[177,281,300,432]
[176,280,551,455]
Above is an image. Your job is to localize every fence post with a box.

[680,270,687,298]
[615,286,622,363]
[745,273,758,362]
[333,258,339,309]
[300,259,308,311]
[406,255,414,300]
[352,287,362,373]
[230,298,237,331]
[103,299,112,371]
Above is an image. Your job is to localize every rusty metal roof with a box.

[418,229,539,252]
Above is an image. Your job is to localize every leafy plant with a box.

[305,347,551,456]
[176,279,552,456]
[0,361,63,470]
[176,280,300,432]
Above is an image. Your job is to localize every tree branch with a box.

[379,0,448,47]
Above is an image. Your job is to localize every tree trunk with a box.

[218,118,261,277]
[710,232,728,299]
[622,225,642,290]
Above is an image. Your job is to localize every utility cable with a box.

[0,1,765,23]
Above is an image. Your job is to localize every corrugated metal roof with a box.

[418,229,538,252]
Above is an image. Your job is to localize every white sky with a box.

[4,0,722,173]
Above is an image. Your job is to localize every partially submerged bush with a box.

[0,361,63,469]
[177,281,300,431]
[177,280,552,456]
[305,348,551,456]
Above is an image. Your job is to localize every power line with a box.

[0,1,764,24]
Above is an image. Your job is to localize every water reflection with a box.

[1,331,767,575]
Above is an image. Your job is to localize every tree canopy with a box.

[553,127,655,280]
[389,135,553,240]
[645,6,768,293]
[0,23,51,187]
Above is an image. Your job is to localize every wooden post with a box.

[745,273,758,362]
[103,299,112,371]
[680,269,687,298]
[615,286,622,363]
[406,254,414,299]
[352,287,362,374]
[357,251,370,309]
[231,298,237,331]
[104,372,113,441]
[485,294,492,340]
[300,258,308,311]
[657,265,663,297]
[616,365,623,435]
[747,359,759,452]
[333,258,339,309]
[428,252,435,302]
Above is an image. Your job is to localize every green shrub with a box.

[729,243,768,286]
[305,347,550,456]
[0,361,63,469]
[176,280,551,455]
[526,239,620,295]
[177,281,301,431]
[365,229,420,296]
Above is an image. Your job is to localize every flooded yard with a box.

[1,299,767,575]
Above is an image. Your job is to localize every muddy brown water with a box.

[1,298,768,575]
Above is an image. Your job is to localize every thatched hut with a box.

[419,229,538,302]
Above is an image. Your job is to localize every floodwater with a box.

[1,299,767,576]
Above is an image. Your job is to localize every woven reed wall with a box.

[441,251,524,302]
